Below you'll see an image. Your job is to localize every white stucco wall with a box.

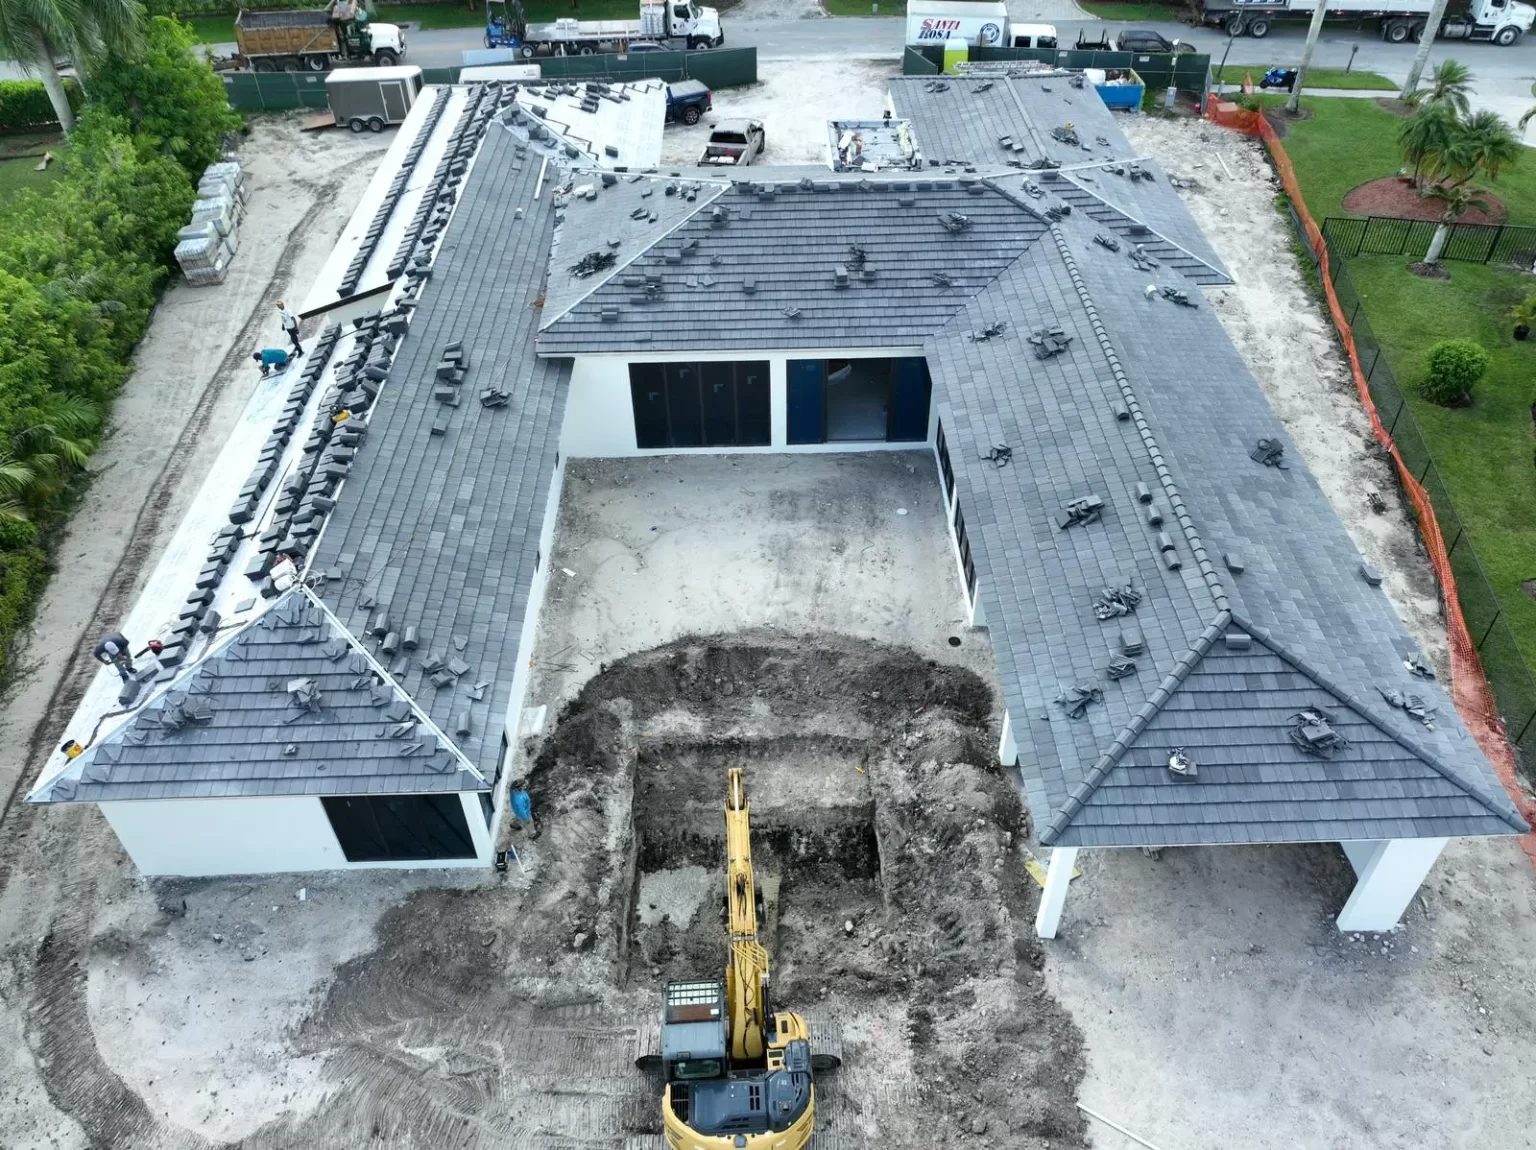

[487,454,567,842]
[559,348,930,458]
[100,792,492,877]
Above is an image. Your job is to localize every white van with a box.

[1008,22,1058,47]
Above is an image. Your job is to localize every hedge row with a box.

[0,18,239,681]
[0,79,85,135]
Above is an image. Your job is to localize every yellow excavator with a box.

[648,767,838,1150]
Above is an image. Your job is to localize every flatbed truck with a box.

[1201,0,1533,43]
[485,0,724,57]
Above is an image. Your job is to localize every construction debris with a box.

[1166,747,1196,778]
[1159,285,1197,308]
[1056,681,1104,719]
[1288,707,1349,756]
[967,319,1007,342]
[1092,584,1142,620]
[1057,493,1105,529]
[1029,326,1073,358]
[1093,233,1121,252]
[978,444,1013,468]
[1050,124,1082,148]
[1250,438,1287,468]
[569,250,618,278]
[1378,687,1436,727]
[938,211,973,233]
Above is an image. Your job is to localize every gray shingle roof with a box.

[887,72,1230,281]
[1050,619,1524,846]
[926,219,1524,845]
[32,588,484,802]
[537,175,1050,354]
[305,121,569,787]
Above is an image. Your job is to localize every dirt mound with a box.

[1343,176,1507,225]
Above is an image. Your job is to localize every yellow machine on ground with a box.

[650,768,837,1150]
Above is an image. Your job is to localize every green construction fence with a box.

[221,45,756,110]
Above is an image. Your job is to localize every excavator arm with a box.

[723,767,769,1062]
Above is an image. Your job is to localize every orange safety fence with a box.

[1205,98,1536,854]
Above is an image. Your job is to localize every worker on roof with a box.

[94,632,136,682]
[252,348,290,378]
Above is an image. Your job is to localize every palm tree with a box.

[1399,0,1453,101]
[0,396,98,523]
[0,0,141,132]
[1404,58,1474,117]
[1517,80,1536,140]
[1421,185,1490,263]
[1436,109,1521,189]
[1399,101,1458,188]
[1417,112,1520,264]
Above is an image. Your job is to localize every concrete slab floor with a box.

[1047,835,1536,1150]
[525,451,995,720]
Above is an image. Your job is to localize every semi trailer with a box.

[1201,0,1533,44]
[484,0,724,56]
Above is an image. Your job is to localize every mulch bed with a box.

[1407,260,1452,280]
[1343,176,1508,225]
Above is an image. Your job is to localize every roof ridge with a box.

[1229,612,1527,831]
[1057,172,1229,280]
[1044,222,1230,616]
[1041,609,1232,845]
[539,179,727,330]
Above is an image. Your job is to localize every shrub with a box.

[90,17,243,177]
[1421,338,1491,404]
[0,545,47,680]
[0,79,85,134]
[1510,292,1536,330]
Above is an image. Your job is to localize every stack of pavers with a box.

[337,86,452,298]
[387,81,513,282]
[174,158,247,286]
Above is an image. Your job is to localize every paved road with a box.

[271,12,1536,132]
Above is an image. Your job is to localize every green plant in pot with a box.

[1510,293,1536,341]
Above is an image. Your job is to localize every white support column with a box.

[998,709,1018,767]
[1034,846,1078,939]
[1335,837,1448,933]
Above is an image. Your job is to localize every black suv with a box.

[1115,29,1197,53]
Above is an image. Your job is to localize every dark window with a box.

[737,363,770,445]
[322,794,477,862]
[479,790,495,829]
[628,361,771,449]
[936,420,955,500]
[630,363,669,449]
[665,362,703,447]
[701,360,736,446]
[954,501,977,601]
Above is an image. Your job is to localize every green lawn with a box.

[1078,0,1188,20]
[1214,64,1394,90]
[823,0,904,13]
[1347,259,1536,667]
[1268,96,1536,691]
[0,133,62,204]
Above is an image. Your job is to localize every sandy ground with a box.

[660,58,896,166]
[0,113,391,1149]
[1043,113,1536,1150]
[0,452,1089,1148]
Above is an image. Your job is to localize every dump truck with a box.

[234,4,406,72]
[485,0,724,56]
[1199,0,1533,43]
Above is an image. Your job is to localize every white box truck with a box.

[1202,0,1533,44]
[906,0,1009,46]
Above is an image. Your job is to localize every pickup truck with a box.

[666,79,712,125]
[700,119,765,166]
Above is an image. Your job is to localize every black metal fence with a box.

[1323,214,1536,268]
[1292,223,1536,781]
